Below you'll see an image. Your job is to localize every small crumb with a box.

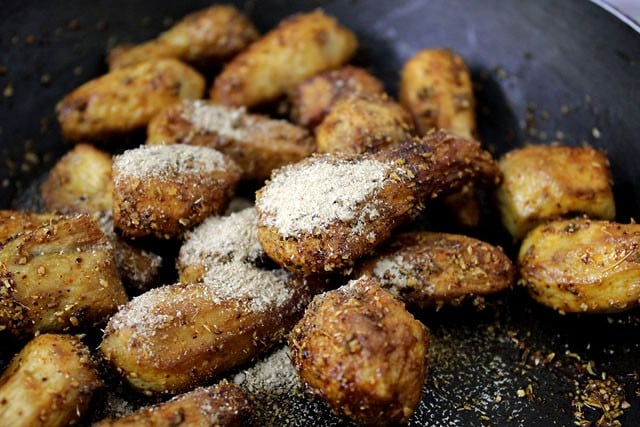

[3,84,14,97]
[516,389,526,398]
[592,127,601,139]
[40,74,52,87]
[73,66,83,76]
[561,105,571,115]
[0,65,6,76]
[24,35,35,45]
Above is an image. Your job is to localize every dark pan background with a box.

[0,0,639,425]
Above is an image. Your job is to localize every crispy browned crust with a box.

[315,95,415,156]
[289,66,386,129]
[256,130,500,274]
[56,59,205,142]
[355,231,514,309]
[0,334,102,427]
[289,276,428,426]
[210,10,357,108]
[41,144,113,214]
[518,218,640,313]
[112,148,241,239]
[497,144,615,239]
[0,211,58,244]
[399,48,476,138]
[146,101,315,181]
[93,381,251,427]
[100,277,317,394]
[108,5,259,70]
[0,213,127,338]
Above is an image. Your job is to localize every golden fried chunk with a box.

[146,100,315,181]
[41,144,113,214]
[102,209,320,394]
[289,66,386,129]
[57,59,205,142]
[108,5,259,70]
[399,48,476,138]
[94,381,251,427]
[256,130,500,274]
[0,334,101,427]
[355,231,514,309]
[496,145,615,239]
[210,10,357,108]
[0,213,127,338]
[519,218,640,313]
[112,145,241,239]
[315,95,415,156]
[0,211,58,243]
[289,276,428,426]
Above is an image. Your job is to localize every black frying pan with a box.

[1,0,639,425]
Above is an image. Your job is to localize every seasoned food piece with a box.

[41,144,113,214]
[519,218,640,313]
[0,213,127,338]
[289,276,428,426]
[315,95,415,156]
[256,130,500,274]
[147,101,315,181]
[94,381,251,427]
[102,208,321,394]
[210,10,357,108]
[57,59,205,141]
[496,145,615,239]
[113,145,241,239]
[400,48,481,227]
[355,231,514,309]
[0,211,58,243]
[399,48,476,138]
[289,66,386,129]
[108,5,259,70]
[0,334,101,427]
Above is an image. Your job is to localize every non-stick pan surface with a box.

[1,0,639,425]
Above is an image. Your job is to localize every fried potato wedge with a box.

[256,130,500,274]
[0,334,101,427]
[315,95,415,156]
[57,59,205,141]
[497,145,615,239]
[355,232,514,309]
[93,381,251,427]
[518,218,640,313]
[210,10,357,108]
[289,66,386,129]
[399,48,476,138]
[146,101,315,181]
[108,5,258,70]
[113,145,241,239]
[0,213,127,338]
[289,276,428,426]
[102,209,320,394]
[41,144,113,214]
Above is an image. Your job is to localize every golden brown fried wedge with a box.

[146,101,315,181]
[289,276,428,426]
[256,129,500,274]
[41,144,113,214]
[399,48,476,138]
[0,213,127,338]
[113,145,241,239]
[93,381,251,427]
[355,231,514,309]
[102,209,320,394]
[289,66,386,129]
[210,10,357,108]
[0,211,58,243]
[57,59,205,142]
[519,218,640,313]
[108,5,259,70]
[315,95,415,156]
[0,334,101,427]
[497,145,615,240]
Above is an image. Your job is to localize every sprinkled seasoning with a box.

[233,345,299,396]
[372,255,428,296]
[256,156,394,237]
[113,144,227,181]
